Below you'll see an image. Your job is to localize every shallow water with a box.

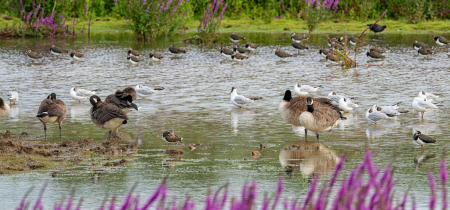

[1,31,450,209]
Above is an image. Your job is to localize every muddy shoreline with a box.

[0,130,136,174]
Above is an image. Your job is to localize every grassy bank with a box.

[1,15,450,35]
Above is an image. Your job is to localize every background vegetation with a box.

[0,0,449,38]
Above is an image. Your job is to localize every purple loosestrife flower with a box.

[164,0,173,11]
[143,0,146,5]
[20,0,23,7]
[145,6,149,13]
[10,5,14,11]
[35,19,39,30]
[84,4,88,16]
[80,28,84,35]
[440,159,448,209]
[160,2,164,10]
[72,18,76,28]
[428,171,436,210]
[114,0,118,7]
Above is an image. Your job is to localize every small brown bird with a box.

[27,50,44,60]
[36,93,66,141]
[149,52,165,61]
[50,45,69,55]
[169,45,186,54]
[230,32,246,42]
[319,48,333,58]
[128,48,144,57]
[90,95,128,139]
[275,48,293,59]
[245,41,260,51]
[348,36,359,45]
[162,130,183,147]
[418,48,435,58]
[370,46,389,54]
[127,53,140,64]
[231,52,248,61]
[366,51,385,60]
[220,47,234,58]
[292,42,309,53]
[413,131,436,154]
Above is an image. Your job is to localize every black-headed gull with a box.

[412,97,437,120]
[294,84,321,96]
[7,89,19,105]
[70,87,100,103]
[366,108,389,124]
[230,87,253,108]
[135,85,158,99]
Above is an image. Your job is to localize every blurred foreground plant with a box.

[16,150,449,210]
[115,0,190,41]
[197,0,228,43]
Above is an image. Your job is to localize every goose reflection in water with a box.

[279,140,339,179]
[366,124,392,140]
[70,103,90,122]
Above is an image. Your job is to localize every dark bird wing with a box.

[37,99,66,117]
[275,50,292,58]
[231,33,245,40]
[418,134,437,144]
[91,103,128,123]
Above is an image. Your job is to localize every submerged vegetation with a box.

[0,0,449,38]
[16,151,449,209]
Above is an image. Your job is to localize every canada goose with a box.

[70,50,84,60]
[230,87,253,108]
[36,93,66,141]
[413,40,427,50]
[50,45,68,55]
[230,32,246,42]
[366,24,387,33]
[70,87,100,103]
[220,47,234,58]
[90,95,128,138]
[105,90,139,114]
[128,48,144,57]
[135,85,158,98]
[293,84,321,96]
[245,41,260,51]
[413,131,436,154]
[127,53,140,64]
[149,52,165,61]
[299,97,342,142]
[7,89,19,105]
[433,36,449,46]
[0,97,10,120]
[291,33,308,43]
[412,97,437,120]
[231,52,248,61]
[169,45,186,54]
[162,130,183,147]
[27,50,43,60]
[279,90,339,133]
[122,87,137,101]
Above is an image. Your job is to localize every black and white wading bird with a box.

[149,52,165,61]
[413,131,436,154]
[162,130,183,147]
[169,45,187,54]
[230,32,246,42]
[36,93,66,141]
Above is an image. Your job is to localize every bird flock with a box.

[3,24,448,152]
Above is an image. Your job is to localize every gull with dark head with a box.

[230,87,253,108]
[70,87,100,103]
[294,84,321,96]
[366,108,389,124]
[135,85,159,99]
[412,96,437,120]
[7,89,18,105]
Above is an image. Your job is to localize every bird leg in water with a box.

[59,124,62,142]
[421,144,424,154]
[317,134,320,143]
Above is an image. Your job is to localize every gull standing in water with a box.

[135,85,158,99]
[366,107,389,124]
[7,89,19,105]
[412,97,437,120]
[293,84,321,96]
[418,91,439,101]
[70,87,100,103]
[230,87,253,108]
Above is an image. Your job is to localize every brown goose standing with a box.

[90,95,128,138]
[299,97,343,142]
[0,97,10,120]
[162,130,183,147]
[279,90,341,137]
[105,90,139,114]
[413,131,436,154]
[36,93,66,141]
[275,48,293,59]
[128,48,144,57]
[230,32,246,42]
[169,45,187,54]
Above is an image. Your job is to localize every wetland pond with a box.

[1,31,450,209]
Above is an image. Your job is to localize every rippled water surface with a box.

[1,32,450,209]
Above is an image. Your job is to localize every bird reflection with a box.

[8,105,19,121]
[230,109,255,134]
[70,103,90,122]
[339,112,357,129]
[279,141,339,179]
[366,124,391,140]
[414,152,435,169]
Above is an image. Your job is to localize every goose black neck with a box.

[307,104,314,113]
[283,90,292,102]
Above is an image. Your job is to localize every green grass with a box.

[1,13,450,35]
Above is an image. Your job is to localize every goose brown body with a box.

[90,95,128,137]
[105,90,139,114]
[0,98,10,119]
[36,93,66,141]
[278,90,339,127]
